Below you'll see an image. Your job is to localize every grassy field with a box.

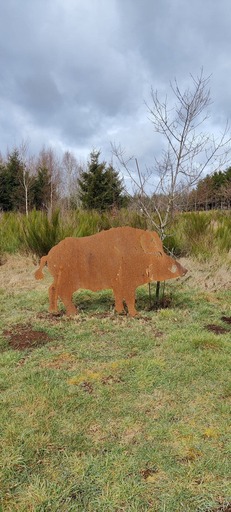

[0,254,230,511]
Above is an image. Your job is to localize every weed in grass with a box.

[192,335,225,351]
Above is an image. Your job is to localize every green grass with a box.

[0,270,230,511]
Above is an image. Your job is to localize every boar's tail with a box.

[34,255,48,280]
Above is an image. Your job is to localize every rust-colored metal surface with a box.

[35,227,187,316]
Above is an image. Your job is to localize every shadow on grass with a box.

[71,286,176,316]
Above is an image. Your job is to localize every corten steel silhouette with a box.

[35,226,187,316]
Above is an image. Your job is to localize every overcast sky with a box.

[0,0,231,187]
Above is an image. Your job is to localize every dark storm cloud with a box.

[0,0,231,176]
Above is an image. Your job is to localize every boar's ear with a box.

[140,231,162,253]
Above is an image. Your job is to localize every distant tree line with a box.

[186,167,231,211]
[0,146,128,214]
[130,167,231,216]
[0,147,62,214]
[0,143,230,215]
[147,167,231,213]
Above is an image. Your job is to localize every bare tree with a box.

[18,140,35,216]
[113,70,231,240]
[62,151,82,209]
[221,181,231,209]
[37,147,61,213]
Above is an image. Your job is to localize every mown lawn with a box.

[0,258,230,511]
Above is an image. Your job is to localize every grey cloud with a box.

[17,74,62,120]
[0,0,231,177]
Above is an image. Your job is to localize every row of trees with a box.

[0,146,127,214]
[145,167,231,213]
[187,167,231,210]
[0,146,63,214]
[1,71,231,224]
[1,143,231,217]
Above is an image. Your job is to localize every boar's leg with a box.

[49,268,77,316]
[114,285,137,316]
[113,288,125,314]
[48,281,77,315]
[59,290,77,315]
[124,288,137,317]
[56,278,77,315]
[48,282,59,313]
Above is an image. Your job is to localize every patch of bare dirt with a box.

[221,315,231,324]
[207,504,231,512]
[205,324,229,335]
[3,323,52,350]
[36,311,66,324]
[148,296,173,310]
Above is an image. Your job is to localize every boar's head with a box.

[140,231,187,282]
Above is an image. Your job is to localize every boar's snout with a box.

[175,261,187,277]
[168,260,187,277]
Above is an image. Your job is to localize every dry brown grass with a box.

[179,254,231,292]
[0,254,51,292]
[1,253,230,297]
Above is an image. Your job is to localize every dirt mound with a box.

[205,324,229,335]
[3,323,52,350]
[221,315,231,324]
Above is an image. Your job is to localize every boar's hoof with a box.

[65,305,78,316]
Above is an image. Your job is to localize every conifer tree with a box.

[0,162,10,211]
[0,150,26,211]
[78,150,126,211]
[32,166,51,210]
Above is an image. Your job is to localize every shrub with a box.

[215,216,231,252]
[179,212,214,259]
[163,233,183,257]
[22,209,73,258]
[71,210,111,237]
[0,212,23,253]
[0,208,230,262]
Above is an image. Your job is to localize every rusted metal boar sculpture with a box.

[35,226,187,316]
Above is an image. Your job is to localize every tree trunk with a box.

[155,281,161,301]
